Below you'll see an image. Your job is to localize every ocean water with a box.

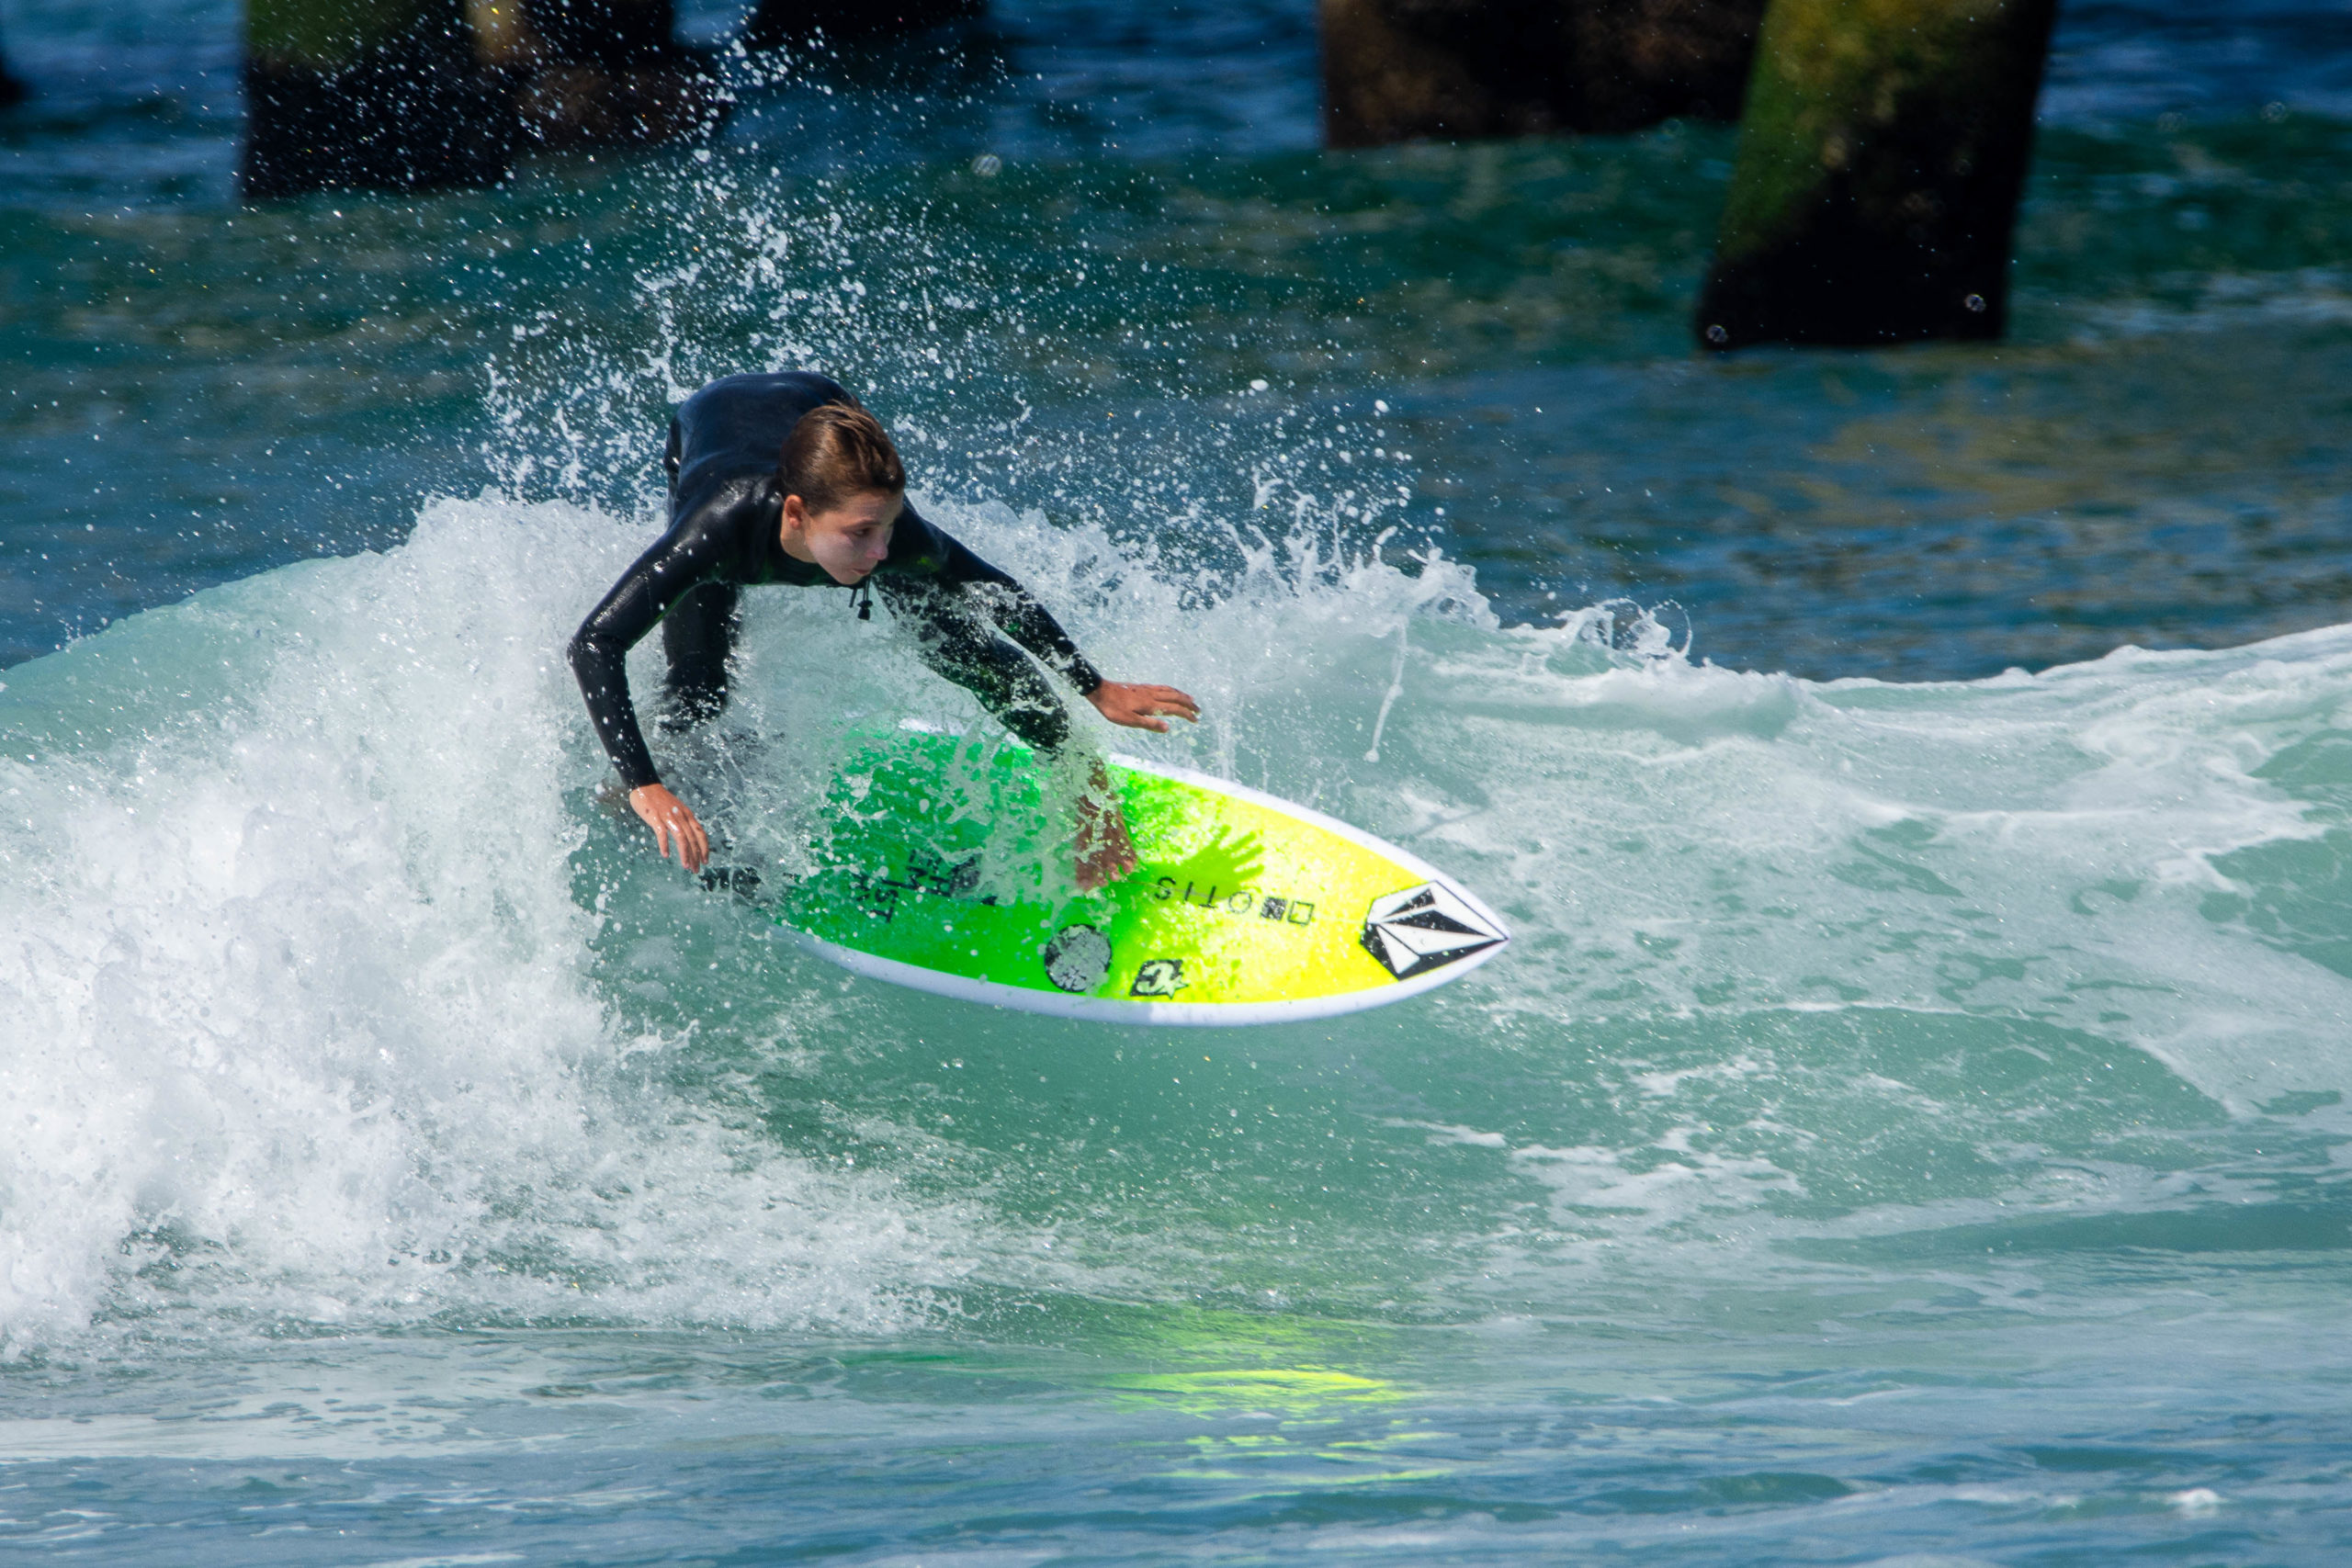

[8,2,2352,1563]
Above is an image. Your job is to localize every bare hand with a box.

[1073,764,1137,891]
[629,783,709,872]
[1087,680,1200,734]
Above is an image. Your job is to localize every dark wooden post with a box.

[243,0,726,197]
[511,0,727,148]
[243,0,514,197]
[1694,0,2060,350]
[1,21,26,108]
[1571,0,1774,131]
[1319,0,1766,148]
[521,0,678,66]
[1320,0,1564,144]
[741,0,980,51]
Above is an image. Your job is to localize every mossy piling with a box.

[1694,0,2060,349]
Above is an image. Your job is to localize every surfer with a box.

[568,370,1199,889]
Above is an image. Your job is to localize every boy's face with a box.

[781,488,903,584]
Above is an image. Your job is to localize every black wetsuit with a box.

[569,372,1102,791]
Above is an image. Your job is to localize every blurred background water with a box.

[7,1,2352,1563]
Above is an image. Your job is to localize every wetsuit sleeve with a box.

[875,571,1081,755]
[566,500,732,792]
[926,531,1104,696]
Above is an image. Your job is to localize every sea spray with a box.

[7,484,2352,1354]
[0,498,1042,1350]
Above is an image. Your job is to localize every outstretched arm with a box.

[568,546,709,789]
[876,536,1199,890]
[926,531,1103,694]
[567,510,729,870]
[874,570,1078,752]
[925,530,1200,733]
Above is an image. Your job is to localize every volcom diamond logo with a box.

[1360,883,1507,980]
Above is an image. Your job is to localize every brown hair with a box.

[778,400,906,513]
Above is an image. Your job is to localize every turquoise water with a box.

[9,2,2352,1562]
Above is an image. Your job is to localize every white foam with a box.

[0,496,1035,1350]
[1351,611,2352,1111]
[10,484,2352,1343]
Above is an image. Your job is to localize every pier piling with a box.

[243,0,723,197]
[1319,0,1767,147]
[1,21,24,107]
[520,0,679,67]
[742,0,981,51]
[1694,0,2059,349]
[244,0,514,197]
[511,0,725,149]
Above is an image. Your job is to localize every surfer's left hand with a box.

[1088,681,1200,733]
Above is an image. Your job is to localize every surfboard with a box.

[759,729,1509,1024]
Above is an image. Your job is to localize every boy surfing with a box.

[569,371,1199,888]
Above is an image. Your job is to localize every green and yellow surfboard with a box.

[765,730,1509,1025]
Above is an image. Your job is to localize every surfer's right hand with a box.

[629,784,709,872]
